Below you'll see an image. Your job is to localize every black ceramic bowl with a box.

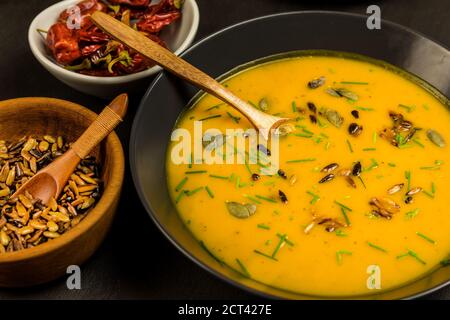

[130,11,450,299]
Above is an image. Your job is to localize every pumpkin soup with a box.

[166,54,450,297]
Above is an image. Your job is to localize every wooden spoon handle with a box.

[71,93,128,159]
[90,12,275,132]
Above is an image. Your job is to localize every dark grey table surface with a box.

[0,0,448,300]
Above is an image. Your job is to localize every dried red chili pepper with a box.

[46,23,82,65]
[58,0,107,30]
[109,0,150,7]
[137,11,181,33]
[81,44,104,56]
[78,26,110,43]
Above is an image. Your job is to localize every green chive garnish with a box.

[209,174,229,180]
[354,106,375,111]
[175,190,186,203]
[293,133,314,138]
[335,230,348,237]
[431,182,436,194]
[388,162,396,167]
[398,104,415,113]
[199,114,221,121]
[286,158,316,163]
[186,170,207,175]
[226,111,240,123]
[205,103,223,111]
[336,250,352,265]
[272,234,287,259]
[205,186,214,198]
[186,187,204,196]
[243,194,262,204]
[405,171,411,191]
[255,195,277,203]
[372,132,377,144]
[346,139,354,153]
[416,232,436,244]
[422,190,435,199]
[340,81,368,85]
[307,191,320,204]
[367,242,387,253]
[412,139,424,148]
[292,101,297,112]
[236,258,250,277]
[340,207,351,226]
[257,224,270,230]
[407,249,426,265]
[277,233,294,246]
[363,148,377,151]
[175,177,188,192]
[405,208,420,219]
[334,201,352,212]
[254,249,278,261]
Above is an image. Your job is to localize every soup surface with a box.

[166,54,450,297]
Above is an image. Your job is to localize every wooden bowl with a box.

[0,97,124,287]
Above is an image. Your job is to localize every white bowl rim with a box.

[28,0,200,85]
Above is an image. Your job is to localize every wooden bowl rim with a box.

[0,97,125,263]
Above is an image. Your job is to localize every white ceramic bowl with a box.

[28,0,199,99]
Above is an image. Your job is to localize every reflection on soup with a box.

[166,55,450,297]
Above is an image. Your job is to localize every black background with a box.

[0,0,448,299]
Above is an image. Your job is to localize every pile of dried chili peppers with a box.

[44,0,183,76]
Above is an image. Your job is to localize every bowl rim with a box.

[130,10,450,300]
[28,0,200,85]
[0,97,125,263]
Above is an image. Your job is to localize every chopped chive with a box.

[292,101,297,112]
[255,195,277,203]
[416,232,436,244]
[405,208,420,219]
[175,190,186,203]
[209,174,228,180]
[367,242,387,253]
[302,128,314,135]
[422,190,435,199]
[420,166,440,170]
[363,148,377,151]
[340,207,351,226]
[272,234,287,258]
[200,241,224,265]
[293,133,314,138]
[398,104,415,113]
[286,158,316,163]
[248,101,260,110]
[277,233,294,246]
[254,249,278,261]
[205,186,214,198]
[186,170,207,174]
[407,249,426,265]
[236,258,250,278]
[186,187,204,196]
[388,162,396,167]
[354,106,375,111]
[340,81,368,85]
[336,250,352,265]
[372,132,377,144]
[175,177,188,192]
[205,103,223,111]
[320,132,329,138]
[235,176,241,189]
[257,224,271,230]
[226,111,240,123]
[346,139,354,153]
[334,201,353,212]
[412,138,424,148]
[243,194,262,204]
[335,230,348,237]
[431,182,436,194]
[307,191,320,204]
[405,171,411,191]
[199,114,221,121]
